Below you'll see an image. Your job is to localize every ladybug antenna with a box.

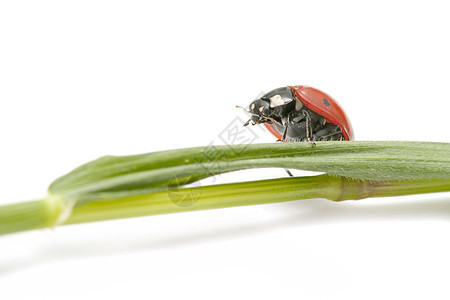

[243,118,252,127]
[236,104,278,125]
[235,105,251,113]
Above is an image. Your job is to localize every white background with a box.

[1,1,449,299]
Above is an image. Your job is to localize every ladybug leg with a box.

[280,115,290,142]
[243,118,252,127]
[281,125,288,142]
[279,116,293,176]
[275,127,289,143]
[315,124,343,141]
[284,169,294,177]
[302,110,312,139]
[302,110,316,145]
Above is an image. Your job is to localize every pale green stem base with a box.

[0,197,63,235]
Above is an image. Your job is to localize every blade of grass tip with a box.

[63,175,450,225]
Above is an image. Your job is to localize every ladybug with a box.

[237,85,354,142]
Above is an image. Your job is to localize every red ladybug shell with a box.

[264,85,354,141]
[264,122,283,140]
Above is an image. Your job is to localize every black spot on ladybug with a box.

[322,98,331,107]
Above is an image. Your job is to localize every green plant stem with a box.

[3,175,447,235]
[0,197,63,236]
[63,175,450,225]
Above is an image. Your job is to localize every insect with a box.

[237,85,354,142]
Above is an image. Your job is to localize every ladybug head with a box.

[237,99,275,126]
[249,99,271,123]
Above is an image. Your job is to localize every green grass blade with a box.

[0,141,449,236]
[49,141,450,203]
